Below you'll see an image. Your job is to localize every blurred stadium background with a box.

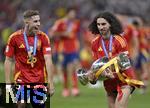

[0,0,150,108]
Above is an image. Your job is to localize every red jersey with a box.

[91,35,136,92]
[50,20,63,53]
[123,24,139,55]
[92,35,129,60]
[137,28,149,51]
[83,30,95,48]
[53,18,80,53]
[145,27,150,50]
[123,24,135,42]
[5,30,51,83]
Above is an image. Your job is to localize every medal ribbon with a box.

[23,32,38,56]
[101,35,113,58]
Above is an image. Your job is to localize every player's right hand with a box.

[87,71,97,84]
[101,68,115,79]
[47,83,55,97]
[87,70,97,82]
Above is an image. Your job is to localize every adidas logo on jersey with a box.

[98,46,103,51]
[19,44,25,48]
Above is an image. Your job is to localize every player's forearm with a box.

[4,57,13,83]
[44,55,54,87]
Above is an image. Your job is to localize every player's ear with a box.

[25,22,30,30]
[24,18,30,25]
[23,19,30,30]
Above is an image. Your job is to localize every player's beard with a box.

[99,29,111,40]
[29,26,39,35]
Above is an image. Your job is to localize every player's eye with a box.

[101,23,106,26]
[97,23,100,26]
[34,20,38,23]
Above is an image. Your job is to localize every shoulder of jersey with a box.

[8,30,22,41]
[55,18,65,25]
[9,30,22,37]
[91,36,99,44]
[127,24,135,29]
[37,30,50,43]
[37,30,47,36]
[114,35,126,47]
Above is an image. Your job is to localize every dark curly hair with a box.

[89,11,123,35]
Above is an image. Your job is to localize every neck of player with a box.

[24,26,34,36]
[102,31,111,40]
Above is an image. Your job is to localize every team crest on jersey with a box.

[98,46,115,53]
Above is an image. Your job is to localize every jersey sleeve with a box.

[115,36,137,76]
[4,34,16,57]
[115,36,129,54]
[91,40,98,60]
[52,20,64,32]
[41,33,51,55]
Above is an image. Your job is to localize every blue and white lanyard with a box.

[23,32,38,56]
[101,35,113,58]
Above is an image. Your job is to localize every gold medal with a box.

[24,32,38,68]
[30,56,34,68]
[27,55,37,68]
[28,51,34,67]
[31,62,34,68]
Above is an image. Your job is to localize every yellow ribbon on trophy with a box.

[95,57,144,87]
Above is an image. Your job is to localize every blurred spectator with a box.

[50,7,81,97]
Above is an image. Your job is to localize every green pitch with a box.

[0,62,150,108]
[0,62,5,83]
[51,82,150,108]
